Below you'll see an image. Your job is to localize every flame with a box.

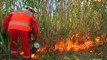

[95,36,101,45]
[54,38,66,52]
[31,54,35,58]
[19,50,24,56]
[37,42,48,52]
[89,50,96,53]
[30,33,106,59]
[31,53,40,59]
[75,33,79,37]
[65,39,73,51]
[30,42,48,59]
[54,34,94,52]
[66,40,93,51]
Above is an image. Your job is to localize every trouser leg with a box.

[8,30,18,58]
[19,31,32,60]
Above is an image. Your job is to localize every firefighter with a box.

[2,7,38,60]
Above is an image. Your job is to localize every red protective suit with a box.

[2,10,38,60]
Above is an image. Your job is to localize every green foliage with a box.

[1,0,105,40]
[41,52,58,60]
[0,33,10,57]
[100,2,107,33]
[0,0,3,32]
[102,10,107,21]
[92,1,101,10]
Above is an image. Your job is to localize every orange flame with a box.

[95,36,101,45]
[31,53,40,59]
[30,33,106,59]
[19,50,24,56]
[31,42,48,59]
[65,39,73,51]
[37,42,48,52]
[54,34,94,52]
[54,38,66,52]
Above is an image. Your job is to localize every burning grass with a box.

[30,32,107,60]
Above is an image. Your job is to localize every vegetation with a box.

[0,0,107,60]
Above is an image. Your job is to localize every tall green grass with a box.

[0,0,106,46]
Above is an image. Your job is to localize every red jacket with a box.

[2,12,38,39]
